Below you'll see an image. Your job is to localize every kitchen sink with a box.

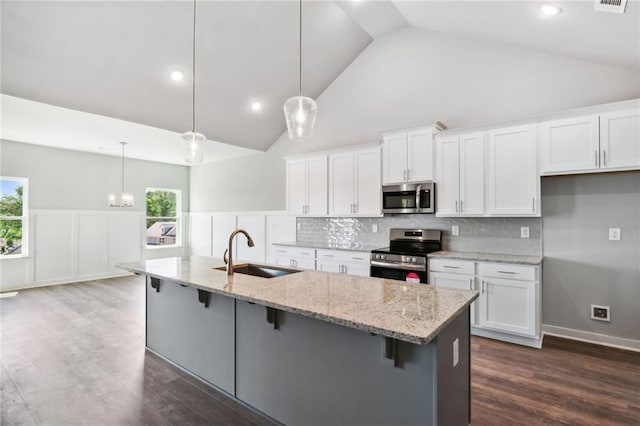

[214,263,301,279]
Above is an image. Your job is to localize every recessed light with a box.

[170,70,184,81]
[539,4,562,16]
[251,101,262,112]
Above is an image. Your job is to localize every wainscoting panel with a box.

[34,213,74,283]
[77,214,110,278]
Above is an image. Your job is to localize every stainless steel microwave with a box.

[382,182,435,214]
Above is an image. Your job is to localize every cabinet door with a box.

[459,132,485,215]
[341,262,370,277]
[328,152,355,215]
[429,272,476,325]
[306,156,328,215]
[407,127,434,182]
[316,260,341,274]
[236,215,266,263]
[292,257,316,270]
[435,136,460,216]
[382,132,408,184]
[486,125,538,216]
[287,159,307,214]
[478,277,536,337]
[274,256,294,267]
[353,148,381,215]
[539,115,599,174]
[600,109,640,170]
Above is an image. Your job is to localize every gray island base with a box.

[119,256,477,426]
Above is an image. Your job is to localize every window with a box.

[146,188,181,248]
[1,177,28,257]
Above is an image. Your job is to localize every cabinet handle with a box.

[460,200,463,213]
[277,250,287,253]
[293,259,298,267]
[469,278,473,290]
[497,270,516,274]
[532,197,535,213]
[595,150,598,167]
[343,265,347,274]
[455,200,458,213]
[603,150,606,166]
[443,265,460,269]
[290,259,293,267]
[300,252,311,255]
[323,254,334,257]
[481,280,486,294]
[354,203,358,213]
[407,169,411,180]
[352,257,365,260]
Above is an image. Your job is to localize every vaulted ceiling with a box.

[1,1,638,164]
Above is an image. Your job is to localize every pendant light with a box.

[108,142,134,208]
[283,0,317,141]
[182,0,205,163]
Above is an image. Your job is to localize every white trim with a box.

[6,271,135,292]
[471,326,543,349]
[542,324,640,353]
[0,175,29,257]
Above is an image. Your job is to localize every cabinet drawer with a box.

[478,262,536,281]
[272,245,316,258]
[316,249,370,265]
[429,258,475,275]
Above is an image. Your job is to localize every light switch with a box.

[372,224,378,233]
[609,228,621,241]
[520,227,530,239]
[296,223,302,231]
[451,225,459,236]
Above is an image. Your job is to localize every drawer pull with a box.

[323,254,334,257]
[497,270,516,274]
[300,252,311,255]
[443,265,460,269]
[277,250,287,253]
[352,257,365,260]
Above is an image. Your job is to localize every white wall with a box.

[0,140,190,291]
[190,26,640,212]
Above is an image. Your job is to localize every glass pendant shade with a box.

[182,131,205,163]
[283,96,317,140]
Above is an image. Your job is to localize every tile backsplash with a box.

[297,216,542,256]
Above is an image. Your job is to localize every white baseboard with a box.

[471,327,543,349]
[542,324,640,353]
[4,272,135,292]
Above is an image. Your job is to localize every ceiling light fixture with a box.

[108,141,134,208]
[539,4,562,16]
[182,0,205,163]
[170,70,184,81]
[251,101,262,112]
[283,0,317,141]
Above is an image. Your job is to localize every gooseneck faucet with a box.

[224,229,255,276]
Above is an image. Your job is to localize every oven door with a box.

[370,261,428,283]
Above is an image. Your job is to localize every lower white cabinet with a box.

[273,246,316,270]
[429,258,540,346]
[316,249,370,277]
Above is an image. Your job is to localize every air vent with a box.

[594,0,627,13]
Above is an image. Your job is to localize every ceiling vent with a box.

[594,0,627,13]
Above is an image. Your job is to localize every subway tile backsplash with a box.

[297,216,542,256]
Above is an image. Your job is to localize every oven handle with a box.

[370,261,426,272]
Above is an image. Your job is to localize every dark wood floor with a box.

[1,276,639,425]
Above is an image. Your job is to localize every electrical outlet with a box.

[372,224,378,233]
[451,225,459,236]
[591,304,611,322]
[296,222,301,231]
[520,227,530,239]
[452,338,459,368]
[609,228,621,241]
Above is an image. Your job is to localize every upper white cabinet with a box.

[286,156,327,215]
[540,109,640,175]
[382,126,437,184]
[328,147,381,216]
[436,132,485,216]
[486,125,539,216]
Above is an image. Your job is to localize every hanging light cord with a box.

[299,0,302,96]
[120,142,126,198]
[191,0,197,133]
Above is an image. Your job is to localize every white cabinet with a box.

[382,126,437,184]
[477,263,539,338]
[286,156,327,215]
[540,109,640,175]
[539,115,599,174]
[316,249,370,277]
[486,125,539,216]
[273,246,316,270]
[328,147,381,216]
[436,132,484,216]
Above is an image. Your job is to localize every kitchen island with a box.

[118,256,478,425]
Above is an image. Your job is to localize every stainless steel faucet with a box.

[224,229,255,275]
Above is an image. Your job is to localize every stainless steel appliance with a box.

[381,181,435,214]
[370,228,442,284]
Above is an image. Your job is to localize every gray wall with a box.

[190,26,640,213]
[1,140,190,212]
[298,216,541,256]
[542,172,640,341]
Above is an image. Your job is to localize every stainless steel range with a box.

[370,228,442,284]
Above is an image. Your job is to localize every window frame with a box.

[145,187,182,249]
[0,176,29,259]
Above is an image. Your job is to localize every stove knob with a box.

[412,257,417,262]
[381,255,386,260]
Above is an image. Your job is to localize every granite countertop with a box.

[118,256,477,345]
[273,241,381,253]
[428,250,543,265]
